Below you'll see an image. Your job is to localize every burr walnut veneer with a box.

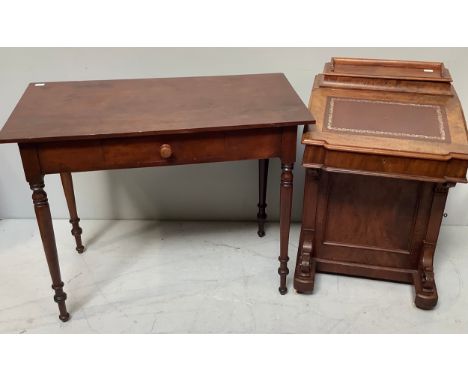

[0,73,313,321]
[294,58,468,309]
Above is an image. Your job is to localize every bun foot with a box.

[294,278,315,294]
[76,245,85,254]
[293,279,315,294]
[257,229,265,238]
[413,270,438,310]
[279,286,288,295]
[59,313,71,322]
[414,294,438,310]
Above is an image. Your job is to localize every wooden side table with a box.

[293,58,468,309]
[0,73,313,321]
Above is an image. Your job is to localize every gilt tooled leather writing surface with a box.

[323,97,451,143]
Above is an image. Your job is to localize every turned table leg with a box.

[257,159,269,237]
[278,163,293,294]
[30,177,70,322]
[60,172,85,254]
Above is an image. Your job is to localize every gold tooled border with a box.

[324,97,450,143]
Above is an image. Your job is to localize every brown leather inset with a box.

[323,97,451,143]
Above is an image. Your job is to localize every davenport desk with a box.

[0,73,313,321]
[294,58,468,309]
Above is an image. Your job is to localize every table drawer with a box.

[38,128,283,173]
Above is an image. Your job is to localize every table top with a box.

[304,58,468,160]
[0,73,313,144]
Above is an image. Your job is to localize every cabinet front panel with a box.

[315,172,432,269]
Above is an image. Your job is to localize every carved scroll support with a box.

[413,182,454,310]
[294,168,321,293]
[294,229,317,293]
[414,240,438,309]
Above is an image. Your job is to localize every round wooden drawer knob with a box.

[160,144,172,159]
[159,144,172,159]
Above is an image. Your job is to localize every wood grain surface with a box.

[0,73,313,143]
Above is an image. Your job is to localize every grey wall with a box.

[1,48,468,223]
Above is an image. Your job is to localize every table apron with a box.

[25,127,288,175]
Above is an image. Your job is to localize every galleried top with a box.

[324,57,452,83]
[304,57,468,160]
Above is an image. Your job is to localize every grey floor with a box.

[0,219,467,333]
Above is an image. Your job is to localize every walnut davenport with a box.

[294,58,468,309]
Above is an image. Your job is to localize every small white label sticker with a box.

[423,69,434,73]
[34,83,45,86]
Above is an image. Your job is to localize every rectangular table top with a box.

[0,73,313,144]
